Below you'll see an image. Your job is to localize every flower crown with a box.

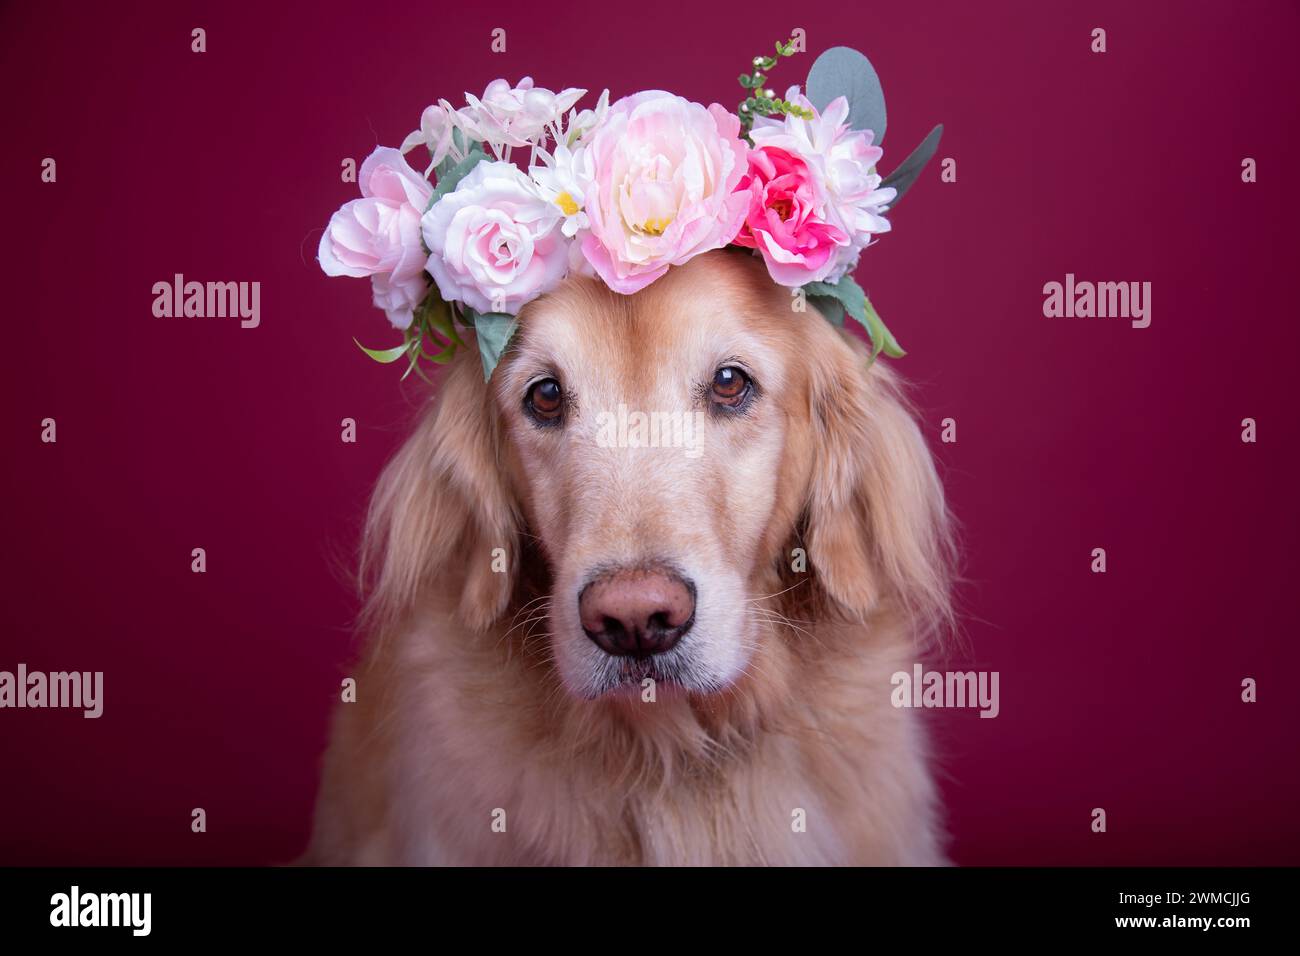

[318,39,942,381]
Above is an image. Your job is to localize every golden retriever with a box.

[306,249,954,865]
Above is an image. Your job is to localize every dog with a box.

[306,249,955,865]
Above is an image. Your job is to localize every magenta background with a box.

[2,0,1298,866]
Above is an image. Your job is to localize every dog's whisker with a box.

[745,578,811,605]
[506,594,551,628]
[751,608,818,643]
[498,605,552,645]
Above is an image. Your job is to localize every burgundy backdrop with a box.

[2,0,1297,866]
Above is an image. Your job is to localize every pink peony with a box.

[318,147,433,329]
[733,146,849,286]
[580,91,750,294]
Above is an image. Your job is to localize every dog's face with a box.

[365,249,950,707]
[496,252,803,698]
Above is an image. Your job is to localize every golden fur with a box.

[306,250,954,865]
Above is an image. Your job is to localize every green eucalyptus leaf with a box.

[452,302,476,328]
[806,46,887,142]
[881,124,944,206]
[428,143,488,210]
[803,276,904,362]
[353,338,410,364]
[805,278,865,321]
[467,309,519,381]
[432,130,482,181]
[808,294,845,326]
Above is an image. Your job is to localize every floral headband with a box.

[318,39,942,381]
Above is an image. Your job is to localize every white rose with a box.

[421,160,569,315]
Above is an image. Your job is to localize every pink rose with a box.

[750,88,896,282]
[369,272,428,330]
[580,91,750,294]
[318,147,433,329]
[421,160,569,315]
[733,146,849,286]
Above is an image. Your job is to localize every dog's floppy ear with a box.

[361,351,518,633]
[803,326,953,633]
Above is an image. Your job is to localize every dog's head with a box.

[363,250,951,702]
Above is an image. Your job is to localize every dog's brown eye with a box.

[526,378,563,422]
[711,366,750,406]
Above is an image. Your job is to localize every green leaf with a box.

[353,338,410,364]
[452,302,476,329]
[402,345,437,385]
[432,129,481,181]
[806,46,887,142]
[422,340,457,365]
[805,277,864,318]
[399,337,422,380]
[427,300,466,348]
[803,276,905,362]
[738,73,754,88]
[881,124,944,206]
[808,294,845,326]
[466,309,519,381]
[428,143,488,211]
[862,296,906,358]
[420,291,453,338]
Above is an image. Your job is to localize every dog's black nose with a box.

[579,566,695,657]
